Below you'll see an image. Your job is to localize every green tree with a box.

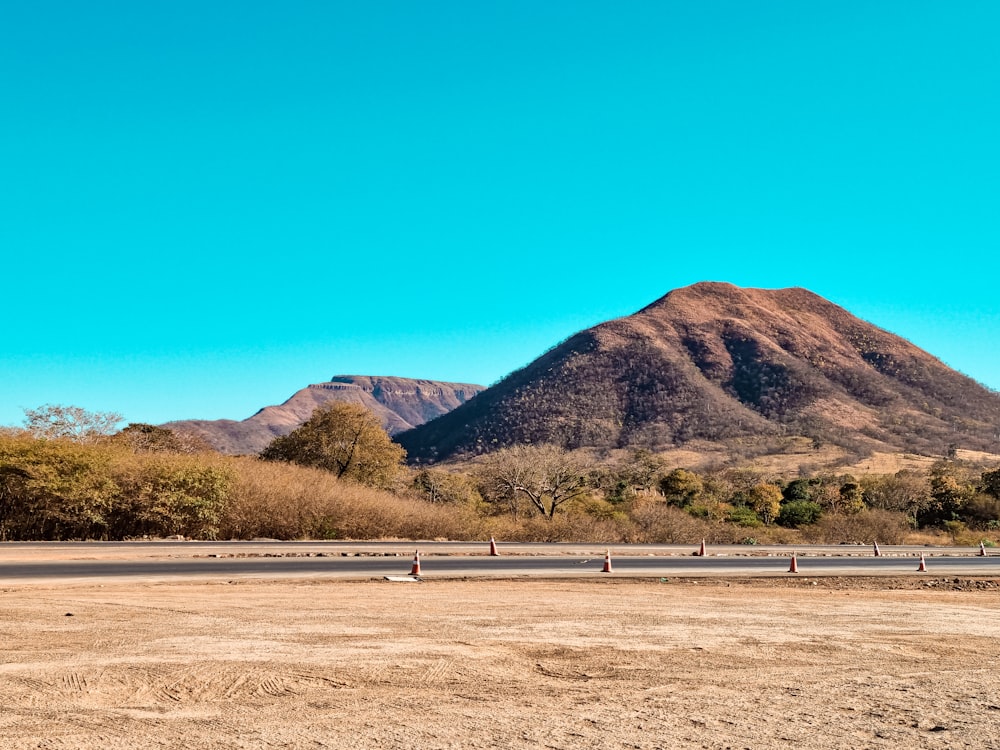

[777,500,823,528]
[980,468,1000,500]
[783,478,815,503]
[658,469,704,508]
[918,464,976,527]
[259,403,405,490]
[111,456,231,539]
[0,435,119,539]
[959,493,1000,529]
[727,505,762,527]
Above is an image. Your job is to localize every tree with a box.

[980,468,1000,500]
[777,500,823,528]
[23,404,122,443]
[259,403,405,490]
[411,468,481,506]
[658,468,704,507]
[860,471,931,516]
[108,423,213,454]
[596,450,668,504]
[477,444,589,519]
[959,493,1000,529]
[745,483,783,525]
[783,478,815,503]
[838,481,867,514]
[918,464,976,527]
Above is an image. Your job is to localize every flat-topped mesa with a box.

[328,375,483,400]
[164,376,486,455]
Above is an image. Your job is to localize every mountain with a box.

[397,282,1000,462]
[165,376,485,454]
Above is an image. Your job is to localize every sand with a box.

[2,577,999,749]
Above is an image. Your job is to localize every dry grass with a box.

[221,458,485,541]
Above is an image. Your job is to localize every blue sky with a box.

[2,1,998,427]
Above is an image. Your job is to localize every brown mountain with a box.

[397,282,1000,462]
[165,376,485,455]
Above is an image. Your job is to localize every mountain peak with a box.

[398,283,1000,462]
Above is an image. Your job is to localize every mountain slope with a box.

[397,282,1000,462]
[165,376,485,454]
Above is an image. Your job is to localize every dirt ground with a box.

[2,576,999,749]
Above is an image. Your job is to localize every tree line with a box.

[2,402,999,543]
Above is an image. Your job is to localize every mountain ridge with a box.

[165,375,485,455]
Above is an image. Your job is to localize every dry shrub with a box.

[220,458,481,540]
[627,499,712,543]
[707,523,802,545]
[0,434,233,540]
[335,488,483,540]
[475,512,626,543]
[937,520,1000,547]
[901,528,951,546]
[802,509,910,544]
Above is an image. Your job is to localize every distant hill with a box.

[165,376,485,455]
[397,282,1000,462]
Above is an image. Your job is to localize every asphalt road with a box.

[1,541,998,582]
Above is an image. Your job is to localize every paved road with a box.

[1,542,998,582]
[0,540,992,558]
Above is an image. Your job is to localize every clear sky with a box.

[2,1,998,428]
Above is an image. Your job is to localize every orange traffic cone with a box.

[489,537,499,556]
[697,539,706,557]
[917,554,927,572]
[873,541,881,557]
[788,552,799,573]
[602,549,613,573]
[410,550,422,576]
[979,541,987,557]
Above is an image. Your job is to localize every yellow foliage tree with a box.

[259,403,405,490]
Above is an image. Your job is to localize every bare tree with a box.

[108,423,215,454]
[477,444,590,518]
[23,404,123,443]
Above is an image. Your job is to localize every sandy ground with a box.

[2,577,1000,749]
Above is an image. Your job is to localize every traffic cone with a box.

[979,541,987,557]
[873,541,881,557]
[602,549,613,573]
[917,554,927,572]
[788,552,798,573]
[489,537,499,556]
[697,539,706,557]
[410,550,421,576]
